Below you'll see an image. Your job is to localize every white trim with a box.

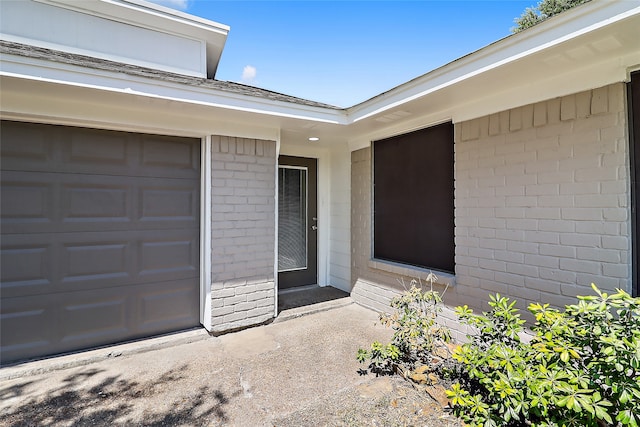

[274,138,281,317]
[317,152,330,287]
[200,135,212,331]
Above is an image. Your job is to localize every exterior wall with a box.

[456,83,630,311]
[329,143,351,291]
[351,83,629,340]
[210,136,277,332]
[350,146,468,341]
[0,0,208,78]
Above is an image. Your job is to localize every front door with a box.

[277,156,318,289]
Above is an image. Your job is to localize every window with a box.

[373,122,455,273]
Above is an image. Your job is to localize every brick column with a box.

[210,136,276,332]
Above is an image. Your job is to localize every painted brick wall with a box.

[210,135,276,332]
[329,144,352,291]
[456,82,629,312]
[350,147,469,342]
[351,83,629,339]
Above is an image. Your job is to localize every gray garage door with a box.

[1,121,201,364]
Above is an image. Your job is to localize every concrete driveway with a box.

[0,301,398,426]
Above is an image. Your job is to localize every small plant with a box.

[357,273,452,384]
[447,284,640,427]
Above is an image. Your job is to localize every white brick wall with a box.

[350,83,630,338]
[210,135,276,332]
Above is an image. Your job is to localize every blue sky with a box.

[150,1,535,107]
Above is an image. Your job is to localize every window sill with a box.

[368,259,455,287]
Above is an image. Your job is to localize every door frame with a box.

[277,155,318,289]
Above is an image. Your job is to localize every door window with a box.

[278,166,308,271]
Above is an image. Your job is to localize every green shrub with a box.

[447,284,640,427]
[357,273,452,383]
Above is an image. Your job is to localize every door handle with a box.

[311,225,318,231]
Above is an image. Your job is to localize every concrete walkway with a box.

[0,301,396,426]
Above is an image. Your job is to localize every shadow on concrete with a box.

[278,285,349,313]
[0,365,237,426]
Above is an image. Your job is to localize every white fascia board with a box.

[348,0,640,123]
[0,54,346,126]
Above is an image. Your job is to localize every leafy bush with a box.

[447,284,640,427]
[512,0,591,33]
[357,273,452,383]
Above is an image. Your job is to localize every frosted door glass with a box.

[278,167,307,271]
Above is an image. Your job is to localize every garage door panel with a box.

[1,124,134,175]
[67,128,131,166]
[2,172,199,234]
[2,230,199,298]
[1,121,200,364]
[140,135,199,172]
[1,122,198,180]
[0,121,52,164]
[56,230,199,289]
[1,278,199,363]
[0,295,55,363]
[139,238,198,277]
[140,185,198,221]
[138,280,199,332]
[58,292,128,346]
[0,243,52,294]
[1,178,54,225]
[63,182,129,221]
[62,241,131,286]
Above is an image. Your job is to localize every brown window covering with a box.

[373,122,455,273]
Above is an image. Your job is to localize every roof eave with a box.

[347,0,640,123]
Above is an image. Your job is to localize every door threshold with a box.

[277,285,349,313]
[278,284,320,295]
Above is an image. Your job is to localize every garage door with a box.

[0,121,201,364]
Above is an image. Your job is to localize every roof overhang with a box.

[1,0,639,148]
[0,50,347,143]
[344,0,640,149]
